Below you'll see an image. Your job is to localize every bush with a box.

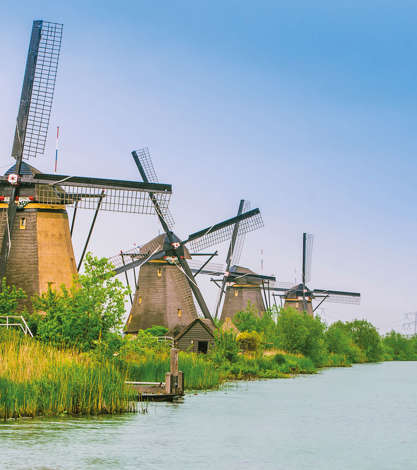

[276,308,326,365]
[236,331,261,351]
[144,325,169,337]
[325,321,365,363]
[345,320,384,362]
[273,353,287,365]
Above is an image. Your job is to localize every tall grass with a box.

[122,349,321,388]
[0,332,135,419]
[123,350,223,390]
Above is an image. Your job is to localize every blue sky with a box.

[1,1,416,332]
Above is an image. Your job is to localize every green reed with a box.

[124,350,224,390]
[0,332,135,420]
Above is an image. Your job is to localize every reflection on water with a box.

[1,363,417,470]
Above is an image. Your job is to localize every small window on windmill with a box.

[157,268,162,278]
[177,309,182,318]
[19,217,26,230]
[234,289,238,297]
[138,296,142,304]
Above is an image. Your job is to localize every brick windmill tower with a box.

[206,199,275,322]
[0,21,172,302]
[272,233,361,314]
[108,148,264,334]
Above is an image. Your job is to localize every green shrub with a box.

[144,325,169,337]
[236,331,262,351]
[276,308,326,365]
[273,353,287,365]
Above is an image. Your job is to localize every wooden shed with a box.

[175,318,215,353]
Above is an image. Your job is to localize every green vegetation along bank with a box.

[0,254,416,419]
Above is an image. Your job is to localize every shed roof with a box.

[174,318,215,341]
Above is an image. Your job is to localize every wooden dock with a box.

[126,348,184,402]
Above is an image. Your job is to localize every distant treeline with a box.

[230,304,417,364]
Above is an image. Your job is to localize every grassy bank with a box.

[0,332,135,420]
[120,347,324,390]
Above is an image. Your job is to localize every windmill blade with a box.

[302,233,314,284]
[28,173,172,214]
[132,148,175,230]
[185,208,263,253]
[226,271,276,283]
[313,289,361,305]
[188,259,224,276]
[12,21,63,160]
[214,199,247,319]
[108,246,161,275]
[230,200,250,266]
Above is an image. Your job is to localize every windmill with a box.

[272,233,360,314]
[0,21,172,303]
[205,200,275,322]
[108,148,264,334]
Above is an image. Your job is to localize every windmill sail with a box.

[231,200,250,266]
[29,173,172,214]
[12,21,63,160]
[132,148,175,229]
[313,289,361,304]
[186,208,263,253]
[1,20,63,279]
[302,232,314,284]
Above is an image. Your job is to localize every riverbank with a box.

[0,332,345,419]
[2,308,417,419]
[0,333,135,420]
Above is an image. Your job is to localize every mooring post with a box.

[177,371,184,394]
[164,348,183,395]
[165,372,172,394]
[170,348,179,375]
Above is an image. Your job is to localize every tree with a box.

[383,331,416,361]
[276,307,326,364]
[232,302,259,332]
[32,254,129,351]
[325,321,365,363]
[344,319,383,362]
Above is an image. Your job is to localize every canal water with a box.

[1,362,417,469]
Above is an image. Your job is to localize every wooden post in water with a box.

[165,348,183,395]
[170,348,179,375]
